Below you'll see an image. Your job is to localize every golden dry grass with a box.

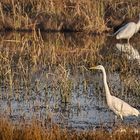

[0,0,140,32]
[0,117,140,140]
[0,32,140,93]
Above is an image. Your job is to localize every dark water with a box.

[0,32,140,130]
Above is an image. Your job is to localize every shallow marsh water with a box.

[0,32,140,130]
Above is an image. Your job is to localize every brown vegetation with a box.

[0,118,140,140]
[0,32,140,92]
[0,0,140,33]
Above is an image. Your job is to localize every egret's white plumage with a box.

[114,14,140,42]
[90,65,139,120]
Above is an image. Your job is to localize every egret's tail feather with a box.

[133,108,140,117]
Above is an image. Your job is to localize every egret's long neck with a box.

[101,68,111,99]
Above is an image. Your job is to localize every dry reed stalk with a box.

[0,3,4,24]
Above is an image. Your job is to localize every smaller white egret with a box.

[90,65,140,120]
[113,14,140,42]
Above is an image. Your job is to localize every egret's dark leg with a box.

[113,115,118,126]
[114,115,123,127]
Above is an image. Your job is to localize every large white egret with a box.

[90,65,140,120]
[113,14,140,42]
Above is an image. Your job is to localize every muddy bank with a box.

[0,0,140,33]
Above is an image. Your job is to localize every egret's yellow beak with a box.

[89,66,97,70]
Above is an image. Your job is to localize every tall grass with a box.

[0,117,139,140]
[0,0,139,32]
[0,32,140,101]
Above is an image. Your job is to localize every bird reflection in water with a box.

[116,43,140,65]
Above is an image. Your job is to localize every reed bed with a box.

[0,117,139,140]
[0,0,140,32]
[0,32,140,95]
